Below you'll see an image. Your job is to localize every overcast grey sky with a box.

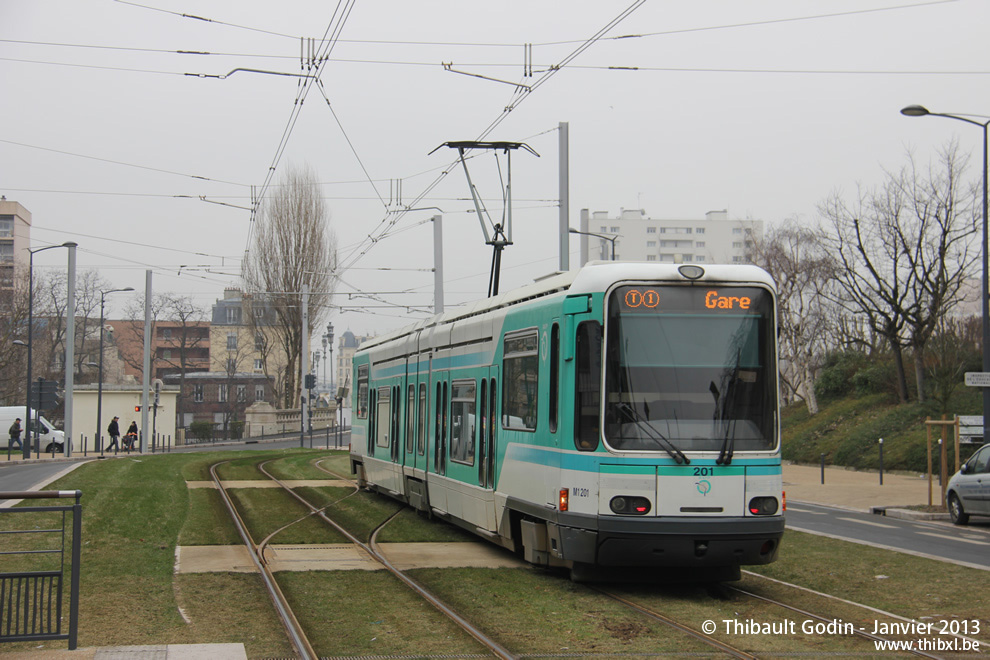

[3,0,988,340]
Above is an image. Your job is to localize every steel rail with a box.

[260,459,517,660]
[726,584,944,660]
[591,587,758,660]
[208,461,318,660]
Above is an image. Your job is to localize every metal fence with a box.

[0,491,82,650]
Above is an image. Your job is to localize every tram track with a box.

[213,455,516,659]
[213,454,979,658]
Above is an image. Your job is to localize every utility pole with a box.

[433,214,444,314]
[140,270,152,452]
[559,121,569,272]
[64,243,76,456]
[300,283,309,448]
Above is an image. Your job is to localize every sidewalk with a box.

[783,462,947,515]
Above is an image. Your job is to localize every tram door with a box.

[478,366,498,490]
[431,371,450,477]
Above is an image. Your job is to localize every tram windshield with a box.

[604,285,776,453]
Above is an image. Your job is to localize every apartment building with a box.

[577,208,762,266]
[0,197,31,290]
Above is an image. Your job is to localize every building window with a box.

[163,349,172,360]
[733,241,743,248]
[609,226,619,232]
[733,228,743,234]
[0,244,12,263]
[227,332,237,350]
[255,333,264,350]
[0,217,12,237]
[226,357,237,373]
[696,227,705,234]
[237,385,247,402]
[600,226,607,232]
[255,385,265,401]
[647,241,656,247]
[696,241,705,248]
[194,384,204,403]
[646,227,657,234]
[218,384,228,403]
[254,359,263,371]
[697,255,706,262]
[162,328,172,339]
[646,255,657,261]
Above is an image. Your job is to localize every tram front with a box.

[593,269,784,570]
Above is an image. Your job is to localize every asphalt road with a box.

[785,501,990,570]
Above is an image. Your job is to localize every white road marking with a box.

[836,516,898,529]
[917,531,990,546]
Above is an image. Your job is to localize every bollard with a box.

[878,437,884,485]
[820,453,826,484]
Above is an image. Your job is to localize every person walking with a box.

[124,421,138,451]
[8,418,22,449]
[106,416,121,452]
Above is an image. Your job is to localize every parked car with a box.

[0,406,65,453]
[946,443,990,525]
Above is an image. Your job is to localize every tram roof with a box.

[359,262,775,350]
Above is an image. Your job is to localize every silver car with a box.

[947,443,990,525]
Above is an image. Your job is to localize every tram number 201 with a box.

[693,467,715,477]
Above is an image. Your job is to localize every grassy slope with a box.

[782,387,983,472]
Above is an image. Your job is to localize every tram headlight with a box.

[748,496,779,515]
[610,496,651,515]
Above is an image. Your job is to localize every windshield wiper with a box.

[617,402,690,465]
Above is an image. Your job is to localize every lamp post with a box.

[902,105,990,447]
[94,287,134,455]
[325,322,334,395]
[23,242,76,460]
[568,227,618,261]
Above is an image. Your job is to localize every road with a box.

[785,501,990,570]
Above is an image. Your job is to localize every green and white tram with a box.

[350,262,784,579]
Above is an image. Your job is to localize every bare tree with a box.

[817,142,979,403]
[241,165,337,408]
[0,273,30,405]
[897,143,979,400]
[750,218,837,414]
[33,268,110,383]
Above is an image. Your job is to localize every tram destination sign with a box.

[964,372,990,387]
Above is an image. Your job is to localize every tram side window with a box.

[502,330,539,431]
[406,384,415,454]
[356,365,369,419]
[574,321,602,451]
[549,323,560,433]
[450,380,476,465]
[368,388,377,456]
[417,383,427,455]
[376,387,391,448]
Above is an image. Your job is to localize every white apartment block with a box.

[0,197,31,290]
[577,208,762,266]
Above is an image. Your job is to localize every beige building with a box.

[210,288,290,405]
[0,197,31,290]
[72,383,179,447]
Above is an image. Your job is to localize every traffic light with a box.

[134,405,142,412]
[305,374,316,390]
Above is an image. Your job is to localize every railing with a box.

[0,491,82,650]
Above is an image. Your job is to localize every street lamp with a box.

[902,104,990,447]
[568,227,619,261]
[23,242,76,459]
[325,322,334,395]
[95,287,134,455]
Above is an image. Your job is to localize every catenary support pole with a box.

[141,270,152,453]
[559,121,569,272]
[64,244,76,457]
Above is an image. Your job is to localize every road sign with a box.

[29,379,59,410]
[964,372,990,387]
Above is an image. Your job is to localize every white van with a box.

[0,406,66,453]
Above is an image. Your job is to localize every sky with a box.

[3,0,989,345]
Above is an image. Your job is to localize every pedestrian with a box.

[124,421,138,451]
[106,416,121,452]
[8,418,22,449]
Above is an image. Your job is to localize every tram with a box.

[349,262,784,579]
